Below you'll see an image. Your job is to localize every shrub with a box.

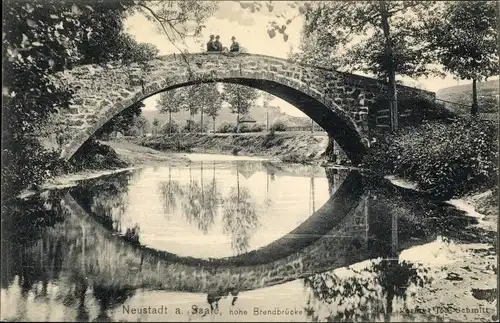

[217,122,234,133]
[250,124,264,132]
[281,153,310,164]
[262,131,285,148]
[364,117,498,198]
[238,123,252,133]
[270,120,287,132]
[183,120,207,133]
[231,147,241,155]
[161,121,179,134]
[70,139,128,171]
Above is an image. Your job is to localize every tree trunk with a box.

[189,110,193,133]
[236,113,240,133]
[236,89,241,133]
[324,136,337,163]
[379,0,398,132]
[213,117,216,133]
[471,78,478,116]
[201,107,204,133]
[266,101,269,132]
[169,110,172,135]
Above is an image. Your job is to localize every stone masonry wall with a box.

[43,53,433,161]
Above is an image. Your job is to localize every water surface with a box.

[1,157,495,322]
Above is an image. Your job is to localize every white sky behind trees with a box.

[124,1,480,117]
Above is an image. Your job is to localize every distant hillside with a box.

[141,104,315,131]
[436,79,499,115]
[436,79,499,102]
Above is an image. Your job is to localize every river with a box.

[1,156,496,322]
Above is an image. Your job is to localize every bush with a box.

[238,123,251,133]
[281,153,310,164]
[270,120,287,132]
[262,131,285,148]
[237,123,263,133]
[217,122,234,133]
[251,124,264,132]
[183,120,207,133]
[161,121,179,134]
[364,117,498,198]
[70,139,128,171]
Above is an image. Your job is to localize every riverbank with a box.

[385,175,497,322]
[129,132,332,164]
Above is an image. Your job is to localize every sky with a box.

[123,1,485,117]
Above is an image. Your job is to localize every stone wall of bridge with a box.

[43,53,434,164]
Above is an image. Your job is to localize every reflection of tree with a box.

[309,175,316,214]
[93,284,136,322]
[303,258,431,322]
[180,162,221,234]
[71,172,132,233]
[158,167,183,215]
[1,193,66,291]
[222,162,260,255]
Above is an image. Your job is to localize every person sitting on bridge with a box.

[213,35,223,52]
[207,35,216,52]
[229,36,240,52]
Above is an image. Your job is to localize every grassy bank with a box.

[131,132,330,163]
[364,117,498,201]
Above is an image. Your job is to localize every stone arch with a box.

[55,53,378,163]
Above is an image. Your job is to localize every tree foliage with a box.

[297,1,440,80]
[158,89,187,130]
[196,83,223,132]
[94,102,144,138]
[222,84,259,131]
[423,1,498,114]
[1,0,167,199]
[2,0,92,198]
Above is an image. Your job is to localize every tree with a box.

[262,92,274,131]
[196,83,222,133]
[423,1,498,116]
[158,90,185,133]
[2,0,95,199]
[152,118,160,135]
[241,1,440,132]
[222,84,259,133]
[129,115,148,136]
[2,0,214,201]
[300,1,441,131]
[94,102,144,139]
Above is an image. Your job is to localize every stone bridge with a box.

[46,53,434,164]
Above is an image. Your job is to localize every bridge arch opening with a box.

[69,77,367,164]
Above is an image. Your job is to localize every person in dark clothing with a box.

[214,35,223,52]
[230,36,240,52]
[207,35,215,52]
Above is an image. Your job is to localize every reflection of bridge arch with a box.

[47,53,432,164]
[57,171,381,294]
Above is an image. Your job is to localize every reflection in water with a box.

[181,162,220,234]
[304,259,431,322]
[78,160,331,258]
[71,173,133,233]
[222,163,260,255]
[158,167,182,216]
[1,160,495,322]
